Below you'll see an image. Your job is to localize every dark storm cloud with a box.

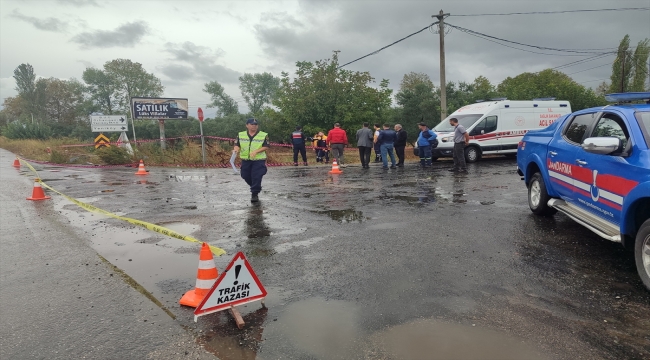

[56,0,99,6]
[71,21,149,49]
[160,64,195,82]
[164,42,241,83]
[11,9,69,32]
[257,0,650,90]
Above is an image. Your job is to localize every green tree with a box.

[102,59,164,113]
[471,76,498,101]
[82,67,118,114]
[400,72,434,92]
[631,39,650,92]
[41,78,88,125]
[497,69,605,110]
[203,81,239,117]
[395,72,438,129]
[13,63,46,120]
[608,35,634,93]
[273,51,392,137]
[238,72,280,115]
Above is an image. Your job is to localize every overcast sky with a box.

[1,0,649,118]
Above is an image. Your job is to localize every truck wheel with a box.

[528,173,556,216]
[464,146,481,163]
[634,219,650,290]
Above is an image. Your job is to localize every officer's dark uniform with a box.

[291,128,308,166]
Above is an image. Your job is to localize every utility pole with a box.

[434,10,450,122]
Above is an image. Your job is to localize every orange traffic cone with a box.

[329,159,343,174]
[27,179,51,201]
[179,242,219,308]
[135,160,148,175]
[13,157,21,167]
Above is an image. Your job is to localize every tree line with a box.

[1,35,647,143]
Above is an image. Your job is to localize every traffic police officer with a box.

[233,118,269,203]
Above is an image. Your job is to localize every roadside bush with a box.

[49,150,70,164]
[96,146,133,165]
[3,122,52,139]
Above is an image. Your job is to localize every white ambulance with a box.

[431,99,572,162]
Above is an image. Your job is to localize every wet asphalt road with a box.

[1,148,649,359]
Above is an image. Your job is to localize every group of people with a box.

[233,117,470,202]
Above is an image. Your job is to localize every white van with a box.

[431,99,572,162]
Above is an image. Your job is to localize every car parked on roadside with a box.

[516,92,650,290]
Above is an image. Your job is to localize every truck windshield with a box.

[434,114,483,132]
[635,111,650,147]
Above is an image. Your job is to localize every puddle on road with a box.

[367,319,548,360]
[265,297,361,359]
[274,236,326,254]
[169,175,208,182]
[311,209,366,223]
[200,307,269,360]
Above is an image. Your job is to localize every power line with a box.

[338,21,439,69]
[446,23,616,54]
[452,26,610,57]
[580,78,609,84]
[453,7,650,17]
[565,62,612,75]
[551,53,615,70]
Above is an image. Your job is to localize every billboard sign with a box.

[131,97,189,119]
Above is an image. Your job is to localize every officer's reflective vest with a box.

[238,131,268,160]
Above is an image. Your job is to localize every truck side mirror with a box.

[582,137,621,155]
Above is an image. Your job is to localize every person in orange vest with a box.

[313,132,329,163]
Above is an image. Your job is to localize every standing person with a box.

[394,124,408,167]
[416,122,437,167]
[375,123,397,170]
[291,126,308,166]
[313,131,329,163]
[233,118,269,203]
[356,122,374,169]
[448,117,470,173]
[373,124,382,163]
[327,123,348,165]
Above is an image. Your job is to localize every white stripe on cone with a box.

[195,278,216,289]
[198,259,216,269]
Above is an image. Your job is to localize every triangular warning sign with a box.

[194,252,267,319]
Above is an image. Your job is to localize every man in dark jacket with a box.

[356,122,374,168]
[394,124,407,167]
[375,123,397,169]
[291,126,308,166]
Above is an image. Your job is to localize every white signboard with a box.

[91,115,129,132]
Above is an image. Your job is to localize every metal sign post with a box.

[198,107,205,166]
[159,119,166,150]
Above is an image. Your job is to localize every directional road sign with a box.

[91,115,128,132]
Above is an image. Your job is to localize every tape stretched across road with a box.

[18,158,226,256]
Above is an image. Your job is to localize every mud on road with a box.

[16,156,650,359]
